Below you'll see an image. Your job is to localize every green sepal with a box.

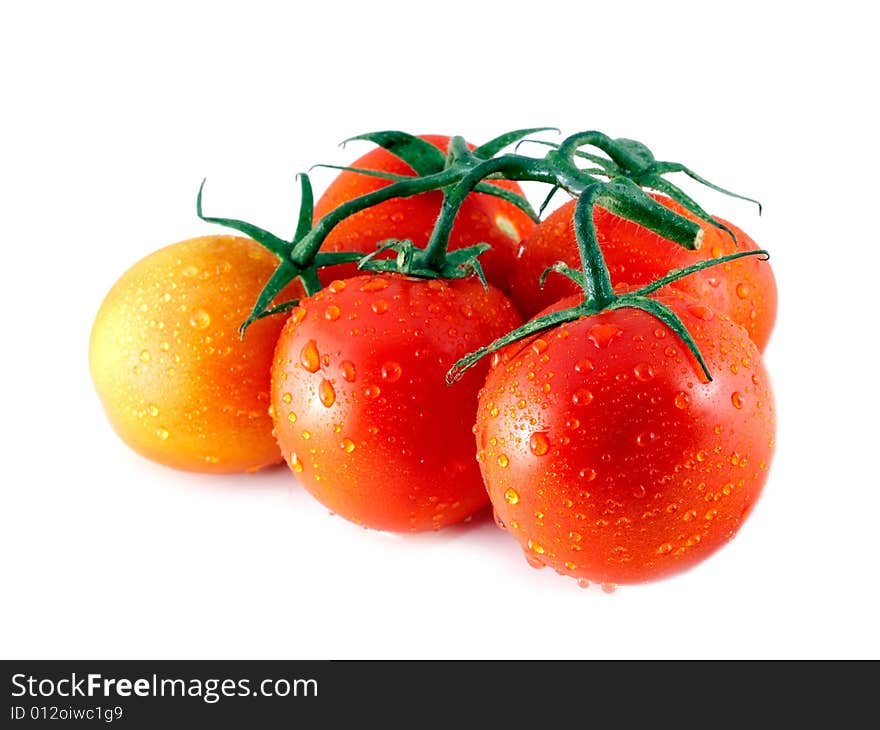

[446,304,586,384]
[651,161,762,214]
[630,249,769,298]
[342,131,446,176]
[539,261,586,289]
[472,127,559,159]
[612,295,711,381]
[197,179,290,258]
[249,299,301,322]
[239,261,300,337]
[292,173,314,243]
[538,185,563,217]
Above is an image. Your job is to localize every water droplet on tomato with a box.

[319,379,336,407]
[633,362,654,381]
[529,431,551,456]
[371,300,389,314]
[497,454,509,468]
[588,323,623,348]
[632,484,647,498]
[531,338,549,355]
[281,392,292,404]
[359,278,390,292]
[290,452,304,472]
[147,404,159,417]
[301,430,312,440]
[527,539,545,555]
[636,432,656,448]
[341,360,356,382]
[577,578,591,589]
[600,583,617,594]
[674,391,690,410]
[504,488,519,505]
[292,306,307,324]
[156,427,169,440]
[189,308,211,329]
[575,358,594,374]
[363,384,381,399]
[579,467,596,481]
[328,279,348,293]
[461,304,474,319]
[736,283,750,299]
[572,388,594,407]
[299,340,321,372]
[731,391,745,409]
[340,437,355,453]
[687,303,714,321]
[287,411,297,424]
[657,543,673,555]
[381,361,402,383]
[324,304,341,321]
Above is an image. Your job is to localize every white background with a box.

[2,1,878,659]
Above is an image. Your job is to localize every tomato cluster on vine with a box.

[89,128,777,588]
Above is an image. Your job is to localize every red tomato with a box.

[270,273,522,532]
[508,194,777,350]
[475,292,775,585]
[313,135,537,295]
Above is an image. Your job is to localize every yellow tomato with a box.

[89,235,300,473]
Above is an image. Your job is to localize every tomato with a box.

[89,235,301,473]
[270,273,522,532]
[475,292,775,585]
[508,194,777,350]
[313,135,537,295]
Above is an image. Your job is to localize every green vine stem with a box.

[197,127,762,338]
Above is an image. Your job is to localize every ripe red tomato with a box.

[313,135,537,295]
[508,194,777,350]
[270,273,522,532]
[475,292,775,585]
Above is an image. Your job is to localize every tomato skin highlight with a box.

[313,135,537,296]
[508,195,777,350]
[271,273,522,532]
[476,293,776,585]
[89,236,299,473]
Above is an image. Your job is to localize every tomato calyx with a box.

[197,174,365,333]
[447,187,770,385]
[356,239,492,285]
